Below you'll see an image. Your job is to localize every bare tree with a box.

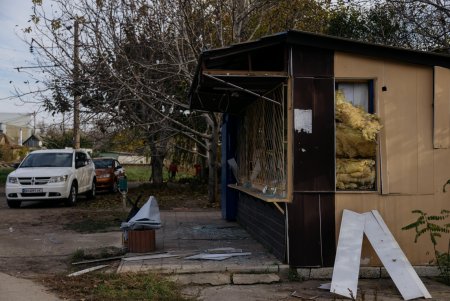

[27,0,370,202]
[347,0,450,52]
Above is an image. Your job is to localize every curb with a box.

[297,266,440,280]
[118,262,290,277]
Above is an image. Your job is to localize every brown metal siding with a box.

[291,46,333,78]
[288,47,336,267]
[293,78,335,191]
[288,193,335,266]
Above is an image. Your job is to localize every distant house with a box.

[0,132,14,147]
[189,30,450,267]
[0,132,23,161]
[23,134,43,149]
[0,113,33,145]
[98,151,149,164]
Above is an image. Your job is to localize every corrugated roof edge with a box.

[188,30,450,104]
[201,30,450,66]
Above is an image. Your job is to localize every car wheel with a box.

[111,180,118,193]
[87,180,96,200]
[65,183,78,207]
[7,199,21,209]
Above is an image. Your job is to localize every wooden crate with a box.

[123,229,156,253]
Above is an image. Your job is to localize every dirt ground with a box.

[0,194,120,278]
[0,182,211,279]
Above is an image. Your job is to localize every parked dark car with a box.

[92,158,125,192]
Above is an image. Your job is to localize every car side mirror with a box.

[75,161,84,169]
[13,163,20,169]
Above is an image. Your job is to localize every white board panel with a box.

[330,210,365,299]
[294,109,312,134]
[363,211,432,300]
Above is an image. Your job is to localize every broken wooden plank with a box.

[363,210,432,300]
[68,265,109,277]
[331,209,365,299]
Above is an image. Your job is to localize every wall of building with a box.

[236,193,286,261]
[334,52,450,265]
[0,113,33,145]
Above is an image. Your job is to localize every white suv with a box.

[5,149,96,208]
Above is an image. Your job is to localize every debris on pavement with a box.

[121,196,161,230]
[206,247,243,254]
[67,265,109,277]
[185,249,251,261]
[330,210,431,300]
[291,291,319,300]
[318,283,331,290]
[122,253,179,262]
[72,255,125,266]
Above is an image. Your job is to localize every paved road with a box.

[0,272,61,301]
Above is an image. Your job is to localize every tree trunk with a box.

[206,114,220,204]
[148,134,165,185]
[150,154,164,185]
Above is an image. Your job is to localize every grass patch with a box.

[41,272,190,301]
[0,167,13,184]
[125,165,151,182]
[124,165,196,183]
[78,182,211,210]
[128,182,210,209]
[63,211,127,233]
[70,247,125,263]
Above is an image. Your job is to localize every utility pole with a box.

[32,111,36,135]
[73,18,81,149]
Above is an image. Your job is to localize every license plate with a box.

[22,188,43,193]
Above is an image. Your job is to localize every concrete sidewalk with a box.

[0,272,61,301]
[118,210,287,274]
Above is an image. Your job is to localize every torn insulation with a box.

[335,90,381,190]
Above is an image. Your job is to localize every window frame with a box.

[335,79,380,193]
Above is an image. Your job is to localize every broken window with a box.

[234,85,287,199]
[335,81,381,191]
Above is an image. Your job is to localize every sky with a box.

[0,0,58,125]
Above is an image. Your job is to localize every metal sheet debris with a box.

[68,265,109,277]
[363,210,432,300]
[206,247,243,254]
[291,291,319,299]
[330,210,364,298]
[72,255,124,266]
[318,283,331,290]
[122,253,179,262]
[330,210,431,300]
[185,252,251,261]
[121,196,161,230]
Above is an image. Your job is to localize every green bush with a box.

[0,168,14,184]
[402,209,450,284]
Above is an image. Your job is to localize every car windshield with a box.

[20,153,73,168]
[93,159,113,169]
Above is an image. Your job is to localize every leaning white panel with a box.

[363,210,432,300]
[330,209,365,299]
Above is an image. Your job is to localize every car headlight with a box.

[98,173,112,179]
[49,175,68,183]
[7,177,18,184]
